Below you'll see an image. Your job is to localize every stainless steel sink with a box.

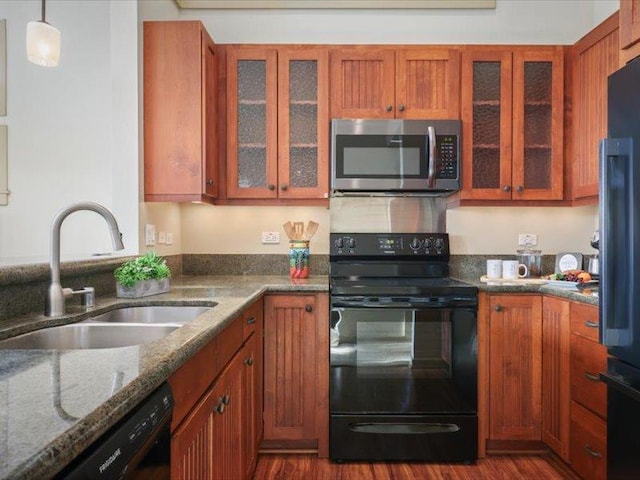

[84,305,213,324]
[0,323,181,350]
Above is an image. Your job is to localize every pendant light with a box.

[26,0,61,67]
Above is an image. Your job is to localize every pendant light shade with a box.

[26,0,60,67]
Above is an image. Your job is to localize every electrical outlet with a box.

[261,231,280,244]
[166,232,173,245]
[144,224,156,246]
[158,231,167,244]
[518,233,538,246]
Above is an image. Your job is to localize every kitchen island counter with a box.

[0,275,328,480]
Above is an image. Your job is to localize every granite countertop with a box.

[0,275,328,480]
[455,276,599,307]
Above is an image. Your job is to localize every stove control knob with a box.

[334,237,344,249]
[347,237,356,248]
[434,238,445,250]
[423,238,433,249]
[410,238,421,250]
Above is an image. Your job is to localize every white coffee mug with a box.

[486,259,503,279]
[503,260,528,280]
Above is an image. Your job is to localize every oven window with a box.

[330,307,477,415]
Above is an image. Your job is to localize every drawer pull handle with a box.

[584,445,602,458]
[494,305,503,312]
[216,402,225,414]
[584,320,599,328]
[247,316,256,325]
[222,394,230,405]
[584,372,600,382]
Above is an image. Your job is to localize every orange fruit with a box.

[577,272,591,282]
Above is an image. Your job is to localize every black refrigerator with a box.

[600,56,640,480]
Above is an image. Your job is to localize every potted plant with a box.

[114,252,171,298]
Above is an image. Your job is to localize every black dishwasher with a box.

[55,383,173,480]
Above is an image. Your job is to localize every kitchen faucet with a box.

[45,202,125,317]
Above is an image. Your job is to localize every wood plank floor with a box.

[253,454,576,480]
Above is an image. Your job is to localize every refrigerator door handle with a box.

[599,137,634,347]
[600,372,640,403]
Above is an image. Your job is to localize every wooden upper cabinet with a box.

[226,47,278,199]
[488,294,542,441]
[460,47,563,202]
[570,12,619,200]
[621,0,640,50]
[144,21,218,203]
[330,47,460,119]
[330,49,395,119]
[227,46,329,200]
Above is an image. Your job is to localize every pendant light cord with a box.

[41,0,46,23]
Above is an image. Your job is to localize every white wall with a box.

[0,0,139,266]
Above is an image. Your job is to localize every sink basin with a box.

[0,323,181,350]
[84,305,213,325]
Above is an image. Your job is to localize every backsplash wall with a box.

[177,203,598,256]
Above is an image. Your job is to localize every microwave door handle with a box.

[427,126,436,188]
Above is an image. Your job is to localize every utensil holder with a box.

[289,240,310,279]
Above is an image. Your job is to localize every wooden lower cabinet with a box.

[171,347,244,480]
[570,400,607,480]
[170,299,265,480]
[541,296,571,461]
[263,293,329,453]
[488,294,542,441]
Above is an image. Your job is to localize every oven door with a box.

[330,302,477,415]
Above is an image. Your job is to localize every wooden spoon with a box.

[283,221,295,240]
[305,221,319,240]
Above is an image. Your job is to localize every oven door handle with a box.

[332,298,447,309]
[427,125,436,188]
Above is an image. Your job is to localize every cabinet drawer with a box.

[242,299,263,341]
[215,315,244,376]
[570,400,606,480]
[570,302,599,342]
[570,333,607,418]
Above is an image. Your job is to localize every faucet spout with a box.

[45,202,125,317]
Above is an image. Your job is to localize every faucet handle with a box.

[64,286,95,307]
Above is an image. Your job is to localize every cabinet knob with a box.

[305,304,313,313]
[517,185,524,192]
[398,104,405,112]
[245,356,254,366]
[222,394,230,405]
[280,184,288,191]
[247,316,256,325]
[584,372,600,382]
[216,402,225,414]
[494,305,503,312]
[268,184,275,191]
[503,185,511,192]
[584,445,602,458]
[385,105,393,112]
[206,179,214,186]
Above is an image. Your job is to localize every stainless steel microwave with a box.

[331,119,462,193]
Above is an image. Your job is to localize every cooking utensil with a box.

[283,221,295,240]
[305,221,319,240]
[293,221,304,240]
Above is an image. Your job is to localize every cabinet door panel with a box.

[278,49,329,199]
[263,295,318,444]
[395,49,460,119]
[203,31,218,198]
[571,15,619,199]
[460,50,513,200]
[227,47,278,198]
[621,0,640,50]
[488,295,542,440]
[570,400,607,480]
[512,48,563,200]
[330,49,395,119]
[570,333,607,419]
[542,297,570,461]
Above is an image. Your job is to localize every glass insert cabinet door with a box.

[226,47,328,200]
[461,48,563,201]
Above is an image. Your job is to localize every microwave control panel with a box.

[436,135,459,180]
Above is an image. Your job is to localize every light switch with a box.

[145,224,156,246]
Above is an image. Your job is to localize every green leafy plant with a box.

[114,252,171,288]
